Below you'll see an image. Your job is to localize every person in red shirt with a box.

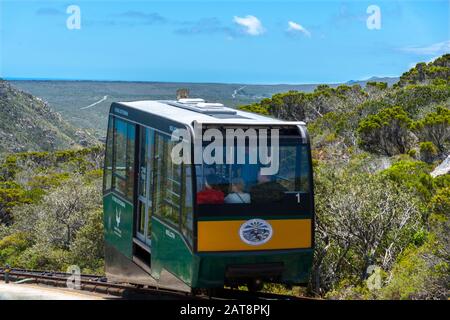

[196,174,225,204]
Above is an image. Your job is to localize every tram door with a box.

[136,127,153,247]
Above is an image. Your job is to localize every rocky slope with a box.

[0,79,97,154]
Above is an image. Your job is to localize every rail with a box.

[0,268,319,301]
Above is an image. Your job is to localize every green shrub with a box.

[407,149,417,159]
[366,81,388,91]
[380,160,434,202]
[0,232,32,266]
[238,103,270,115]
[69,208,104,274]
[412,106,450,153]
[15,244,71,271]
[412,229,428,247]
[428,187,450,217]
[357,106,414,156]
[379,239,448,300]
[419,141,438,163]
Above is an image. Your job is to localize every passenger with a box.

[224,178,251,204]
[215,176,230,196]
[196,174,225,204]
[250,170,287,203]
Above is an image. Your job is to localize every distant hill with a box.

[0,80,97,154]
[9,80,321,136]
[9,78,399,137]
[346,76,399,87]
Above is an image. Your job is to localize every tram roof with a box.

[116,99,306,127]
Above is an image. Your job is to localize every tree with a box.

[0,182,32,225]
[69,208,104,273]
[357,106,415,156]
[312,167,421,294]
[412,106,450,154]
[12,175,102,249]
[365,82,388,99]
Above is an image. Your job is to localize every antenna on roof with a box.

[176,88,189,100]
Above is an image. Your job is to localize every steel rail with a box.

[0,268,319,301]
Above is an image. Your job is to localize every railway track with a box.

[0,268,317,301]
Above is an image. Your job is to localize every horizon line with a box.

[2,75,400,86]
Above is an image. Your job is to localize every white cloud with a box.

[401,40,450,55]
[233,15,265,36]
[286,21,311,37]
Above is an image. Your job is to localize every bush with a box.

[366,81,388,91]
[389,84,450,117]
[428,187,450,217]
[412,106,450,154]
[419,141,438,163]
[15,244,71,271]
[0,182,33,224]
[69,208,104,274]
[379,239,449,300]
[312,167,422,294]
[0,232,31,266]
[381,160,434,203]
[357,106,415,156]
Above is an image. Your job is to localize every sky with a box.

[0,0,449,84]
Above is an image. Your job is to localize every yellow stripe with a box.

[197,219,312,252]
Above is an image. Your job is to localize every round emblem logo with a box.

[239,219,273,245]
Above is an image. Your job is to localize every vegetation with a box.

[0,146,104,274]
[0,55,448,299]
[412,106,450,153]
[240,54,450,299]
[357,106,414,156]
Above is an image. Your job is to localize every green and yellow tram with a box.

[103,98,314,292]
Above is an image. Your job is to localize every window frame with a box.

[104,113,195,248]
[152,132,183,229]
[103,115,114,192]
[107,116,136,201]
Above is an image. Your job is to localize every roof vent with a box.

[163,99,237,116]
[196,102,224,109]
[178,98,205,104]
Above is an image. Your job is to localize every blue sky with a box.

[0,0,449,84]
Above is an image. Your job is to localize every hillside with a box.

[240,54,450,299]
[0,56,447,300]
[0,80,97,154]
[10,77,398,137]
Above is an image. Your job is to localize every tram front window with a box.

[195,141,311,205]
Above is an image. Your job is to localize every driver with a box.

[250,169,287,203]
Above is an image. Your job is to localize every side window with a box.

[112,118,136,200]
[103,116,114,191]
[297,145,311,192]
[181,165,193,245]
[153,133,181,227]
[126,124,136,199]
[138,128,149,198]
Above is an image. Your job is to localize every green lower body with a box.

[192,249,313,288]
[104,193,313,289]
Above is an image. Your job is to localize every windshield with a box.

[195,137,311,205]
